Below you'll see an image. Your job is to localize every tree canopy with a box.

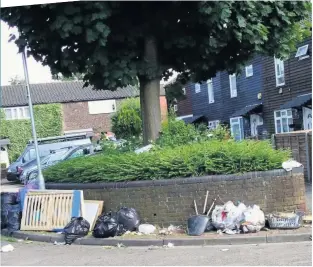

[1,1,310,143]
[8,75,25,85]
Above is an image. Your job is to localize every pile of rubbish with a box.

[63,207,141,244]
[0,192,21,234]
[187,199,304,236]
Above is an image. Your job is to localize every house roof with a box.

[231,103,263,118]
[1,81,166,107]
[280,93,312,110]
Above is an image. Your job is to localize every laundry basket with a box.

[267,213,301,229]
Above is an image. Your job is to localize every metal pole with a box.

[21,48,45,190]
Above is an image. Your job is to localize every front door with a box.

[250,114,264,137]
[230,117,244,141]
[303,107,312,130]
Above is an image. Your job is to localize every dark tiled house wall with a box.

[176,86,193,116]
[47,169,306,226]
[190,55,263,124]
[262,37,312,135]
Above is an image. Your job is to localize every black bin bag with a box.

[116,207,140,232]
[93,212,123,238]
[1,192,19,230]
[63,217,90,245]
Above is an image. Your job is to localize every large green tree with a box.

[1,1,310,144]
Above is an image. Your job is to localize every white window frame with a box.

[182,88,186,95]
[195,83,201,93]
[88,100,116,114]
[229,74,237,98]
[274,109,293,134]
[230,116,244,141]
[207,79,214,104]
[245,65,253,77]
[173,104,178,112]
[3,106,30,120]
[208,120,220,130]
[274,57,285,87]
[295,44,309,59]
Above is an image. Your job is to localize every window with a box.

[182,88,186,95]
[88,100,116,114]
[195,83,201,93]
[245,65,253,77]
[68,149,85,159]
[4,107,30,120]
[230,117,244,141]
[274,109,293,134]
[207,79,214,103]
[229,74,237,98]
[295,44,309,59]
[4,106,30,120]
[173,104,178,112]
[274,57,285,86]
[208,120,219,130]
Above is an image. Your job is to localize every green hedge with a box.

[0,104,62,161]
[44,140,290,183]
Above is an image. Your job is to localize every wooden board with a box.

[20,190,84,231]
[84,200,104,230]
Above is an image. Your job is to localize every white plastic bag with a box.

[138,224,156,235]
[241,205,265,233]
[211,201,246,231]
[282,160,303,171]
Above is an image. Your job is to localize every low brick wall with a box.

[47,169,306,227]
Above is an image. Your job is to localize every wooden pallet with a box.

[20,190,84,231]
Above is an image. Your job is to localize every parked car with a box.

[22,144,97,184]
[6,133,92,182]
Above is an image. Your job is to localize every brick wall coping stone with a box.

[46,169,301,190]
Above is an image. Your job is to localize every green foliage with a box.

[208,125,232,141]
[0,104,62,161]
[1,1,310,89]
[111,98,142,139]
[8,75,25,85]
[44,140,290,183]
[52,73,84,81]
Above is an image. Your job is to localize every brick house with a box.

[1,81,167,134]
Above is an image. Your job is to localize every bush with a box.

[157,118,209,147]
[44,140,290,183]
[111,98,142,139]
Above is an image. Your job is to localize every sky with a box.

[1,21,53,85]
[0,19,177,86]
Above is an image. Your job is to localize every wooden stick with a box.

[206,198,217,216]
[194,200,198,215]
[203,190,209,214]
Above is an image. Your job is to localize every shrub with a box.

[157,118,210,147]
[44,140,290,183]
[111,98,142,139]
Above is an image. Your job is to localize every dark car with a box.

[23,144,97,184]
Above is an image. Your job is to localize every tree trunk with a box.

[139,37,161,145]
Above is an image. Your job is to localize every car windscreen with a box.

[44,149,70,164]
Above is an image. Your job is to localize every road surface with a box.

[1,240,311,266]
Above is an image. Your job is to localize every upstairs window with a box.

[229,74,237,98]
[4,106,30,120]
[274,57,285,86]
[88,100,116,114]
[207,79,214,104]
[195,83,201,93]
[182,88,186,95]
[295,44,309,60]
[173,104,178,112]
[245,65,253,77]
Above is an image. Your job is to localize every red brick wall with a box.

[62,97,168,134]
[160,96,168,121]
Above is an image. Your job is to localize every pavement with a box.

[0,239,312,266]
[0,180,22,193]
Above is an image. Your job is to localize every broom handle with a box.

[203,190,209,214]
